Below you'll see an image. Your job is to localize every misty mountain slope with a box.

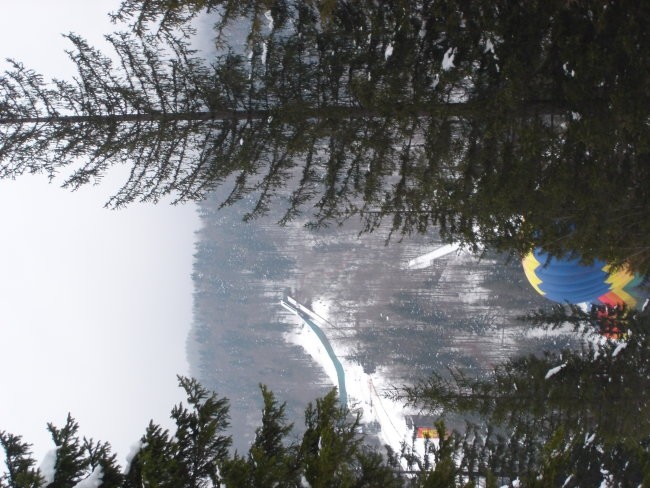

[188,192,575,450]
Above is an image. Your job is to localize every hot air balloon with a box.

[522,248,647,308]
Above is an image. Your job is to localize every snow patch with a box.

[123,440,143,474]
[264,10,274,31]
[524,323,575,339]
[283,315,339,388]
[384,44,394,60]
[39,448,58,485]
[599,468,613,488]
[311,299,331,324]
[261,42,268,65]
[73,466,103,488]
[612,342,627,357]
[563,62,575,77]
[442,47,456,71]
[406,243,461,270]
[545,363,567,379]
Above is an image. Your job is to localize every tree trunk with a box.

[0,100,565,126]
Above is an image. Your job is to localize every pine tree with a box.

[299,389,361,487]
[220,385,299,487]
[2,0,650,270]
[45,415,89,488]
[79,439,123,488]
[125,376,232,488]
[124,422,182,487]
[245,385,300,487]
[402,309,650,485]
[0,433,43,488]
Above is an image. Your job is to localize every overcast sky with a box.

[0,1,200,464]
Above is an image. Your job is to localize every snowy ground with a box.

[406,244,461,270]
[281,297,432,462]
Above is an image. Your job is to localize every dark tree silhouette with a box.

[400,307,650,486]
[2,0,649,271]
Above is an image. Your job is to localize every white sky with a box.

[0,1,200,464]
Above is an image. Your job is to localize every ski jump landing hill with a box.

[280,295,437,459]
[280,296,347,405]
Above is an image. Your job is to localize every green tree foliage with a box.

[1,0,649,270]
[110,0,218,39]
[11,371,649,486]
[220,384,301,487]
[300,389,360,487]
[298,389,404,488]
[44,416,87,487]
[124,376,231,487]
[400,422,467,488]
[1,378,419,487]
[0,432,43,488]
[242,384,299,486]
[111,0,650,271]
[401,307,650,485]
[43,414,123,488]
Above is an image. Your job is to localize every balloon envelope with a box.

[522,249,646,308]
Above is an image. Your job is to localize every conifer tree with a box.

[45,415,89,488]
[401,308,650,485]
[1,0,649,270]
[125,376,231,488]
[0,433,43,488]
[41,414,123,488]
[299,389,361,487]
[245,385,300,487]
[1,381,415,487]
[220,385,299,487]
